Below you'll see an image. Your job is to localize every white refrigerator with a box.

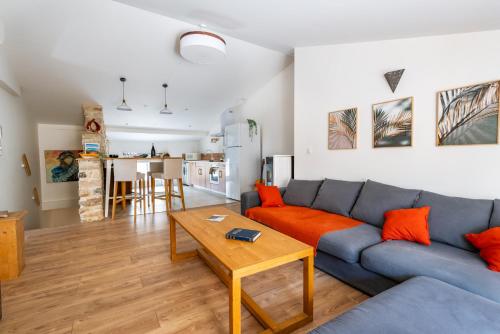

[224,123,261,200]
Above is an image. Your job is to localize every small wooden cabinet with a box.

[0,211,26,280]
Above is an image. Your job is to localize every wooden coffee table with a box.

[169,206,314,334]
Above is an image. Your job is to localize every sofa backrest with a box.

[490,199,500,228]
[414,191,493,251]
[350,180,421,227]
[283,179,323,207]
[311,179,364,216]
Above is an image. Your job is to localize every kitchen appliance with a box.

[209,165,220,184]
[224,122,261,200]
[263,155,294,187]
[184,152,201,161]
[182,161,191,185]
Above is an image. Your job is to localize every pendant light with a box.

[160,83,173,115]
[117,77,132,111]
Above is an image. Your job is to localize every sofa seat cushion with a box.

[282,179,323,207]
[361,240,500,303]
[317,224,382,263]
[350,180,421,227]
[415,191,493,251]
[311,179,364,216]
[309,276,500,334]
[246,206,362,250]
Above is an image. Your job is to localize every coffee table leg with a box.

[230,274,241,334]
[169,215,199,262]
[303,254,314,317]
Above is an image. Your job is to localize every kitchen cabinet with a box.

[194,162,208,188]
[188,161,226,195]
[188,162,197,186]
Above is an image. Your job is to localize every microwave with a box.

[184,152,201,161]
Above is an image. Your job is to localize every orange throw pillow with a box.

[466,227,500,272]
[256,185,285,208]
[382,207,431,246]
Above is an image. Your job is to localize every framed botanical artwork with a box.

[44,150,80,183]
[328,108,357,150]
[372,97,413,148]
[436,81,499,146]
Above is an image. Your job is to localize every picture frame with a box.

[436,80,499,146]
[328,108,358,150]
[372,97,413,148]
[84,143,100,153]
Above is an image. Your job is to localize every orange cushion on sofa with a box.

[382,207,431,246]
[256,184,285,208]
[466,227,500,272]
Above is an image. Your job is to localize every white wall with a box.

[37,124,82,210]
[199,134,224,153]
[108,140,200,157]
[294,30,500,199]
[237,64,294,157]
[0,50,40,229]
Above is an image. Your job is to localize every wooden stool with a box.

[111,160,146,222]
[151,158,185,213]
[147,162,163,207]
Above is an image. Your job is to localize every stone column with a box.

[82,104,107,154]
[78,104,106,222]
[78,158,104,222]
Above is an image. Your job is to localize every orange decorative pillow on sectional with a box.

[466,227,500,272]
[382,207,431,246]
[256,184,285,208]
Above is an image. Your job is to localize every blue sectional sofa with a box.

[241,179,500,332]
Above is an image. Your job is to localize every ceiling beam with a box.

[106,125,208,137]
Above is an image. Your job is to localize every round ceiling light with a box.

[179,31,226,65]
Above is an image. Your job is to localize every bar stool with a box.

[147,162,163,207]
[112,160,146,222]
[151,158,186,213]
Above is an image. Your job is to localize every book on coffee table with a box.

[225,228,261,242]
[206,215,228,222]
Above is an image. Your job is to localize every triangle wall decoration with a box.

[384,69,405,93]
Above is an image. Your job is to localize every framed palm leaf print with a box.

[373,97,413,148]
[328,108,357,150]
[436,81,499,146]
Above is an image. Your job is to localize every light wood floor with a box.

[38,186,234,230]
[0,204,367,334]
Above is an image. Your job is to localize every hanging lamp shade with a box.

[179,31,226,65]
[117,77,132,111]
[160,83,173,115]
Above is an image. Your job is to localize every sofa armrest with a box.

[240,191,261,215]
[240,187,287,215]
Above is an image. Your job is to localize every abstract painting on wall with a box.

[328,108,357,149]
[44,150,80,183]
[373,97,413,148]
[437,81,499,146]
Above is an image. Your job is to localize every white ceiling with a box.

[116,0,500,53]
[0,0,289,133]
[2,0,500,138]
